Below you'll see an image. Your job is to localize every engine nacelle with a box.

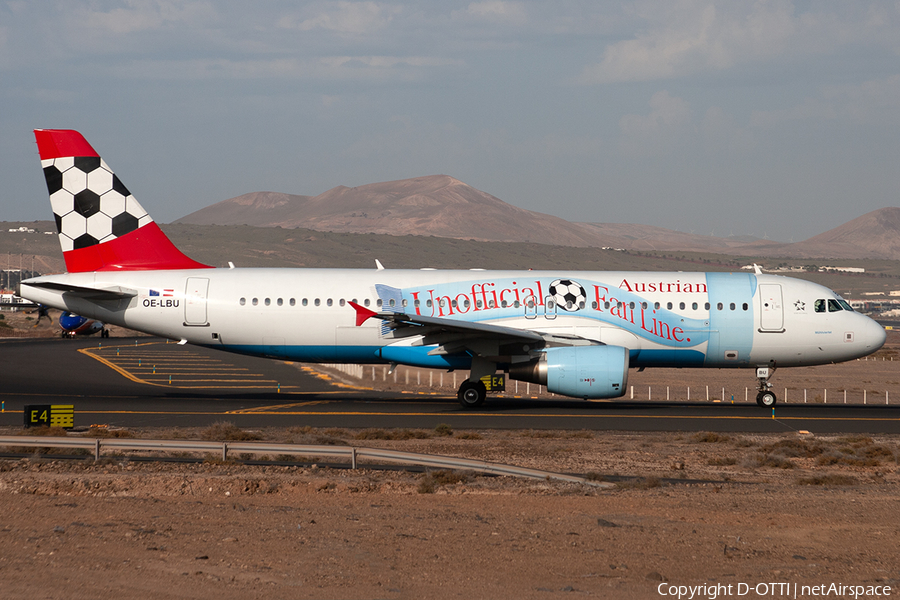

[509,345,629,399]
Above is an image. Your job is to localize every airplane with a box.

[18,129,886,408]
[59,311,107,338]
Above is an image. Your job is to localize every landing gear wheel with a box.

[756,391,777,407]
[458,381,487,409]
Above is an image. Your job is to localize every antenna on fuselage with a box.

[375,259,385,270]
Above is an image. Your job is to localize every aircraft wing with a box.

[349,301,598,358]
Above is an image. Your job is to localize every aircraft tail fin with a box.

[34,129,211,272]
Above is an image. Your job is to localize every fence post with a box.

[222,442,228,462]
[95,438,101,461]
[351,447,357,469]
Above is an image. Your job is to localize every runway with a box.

[2,337,900,434]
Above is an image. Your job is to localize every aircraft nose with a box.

[862,316,887,352]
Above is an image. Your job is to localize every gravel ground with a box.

[2,426,900,599]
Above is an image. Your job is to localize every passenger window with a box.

[514,301,520,308]
[742,303,748,311]
[377,299,382,307]
[252,298,258,306]
[265,298,271,306]
[717,303,723,310]
[667,302,673,310]
[277,298,283,306]
[828,299,842,312]
[679,302,685,310]
[629,302,635,309]
[388,299,394,307]
[240,298,246,306]
[426,300,433,308]
[579,301,585,309]
[302,298,308,306]
[488,300,495,308]
[814,299,826,313]
[290,298,296,306]
[451,299,457,308]
[401,299,407,307]
[315,299,321,306]
[340,299,346,307]
[654,302,660,309]
[364,299,370,307]
[605,301,610,309]
[730,303,735,310]
[414,299,420,307]
[704,302,710,310]
[476,300,483,308]
[591,301,598,309]
[692,302,698,310]
[500,300,507,308]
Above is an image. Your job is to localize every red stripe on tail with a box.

[63,222,211,272]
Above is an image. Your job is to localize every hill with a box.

[177,175,760,251]
[731,208,900,260]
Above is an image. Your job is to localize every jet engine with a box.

[508,345,629,399]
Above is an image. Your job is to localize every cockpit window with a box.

[837,298,853,312]
[827,299,842,312]
[814,299,826,313]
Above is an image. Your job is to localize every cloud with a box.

[581,1,796,83]
[619,90,692,157]
[459,1,527,26]
[73,0,216,35]
[279,1,400,34]
[579,0,900,84]
[106,55,461,82]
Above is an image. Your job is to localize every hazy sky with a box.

[2,1,899,242]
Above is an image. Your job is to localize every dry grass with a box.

[200,421,263,442]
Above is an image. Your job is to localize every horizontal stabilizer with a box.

[21,281,137,301]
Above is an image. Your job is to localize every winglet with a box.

[349,301,378,326]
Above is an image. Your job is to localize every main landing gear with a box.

[755,366,777,407]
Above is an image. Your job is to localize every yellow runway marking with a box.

[79,341,296,391]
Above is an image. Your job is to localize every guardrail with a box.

[0,436,609,487]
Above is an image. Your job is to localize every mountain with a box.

[177,175,757,250]
[731,208,900,260]
[176,191,312,227]
[176,175,900,260]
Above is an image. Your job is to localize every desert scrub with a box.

[200,421,262,441]
[691,432,731,443]
[417,470,470,494]
[797,474,857,486]
[354,428,431,441]
[707,457,738,466]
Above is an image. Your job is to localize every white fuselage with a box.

[21,268,886,371]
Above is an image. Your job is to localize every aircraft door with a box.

[184,277,209,326]
[758,283,784,332]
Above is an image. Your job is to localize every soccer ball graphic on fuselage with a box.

[19,129,886,408]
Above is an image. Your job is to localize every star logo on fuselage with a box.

[794,300,806,311]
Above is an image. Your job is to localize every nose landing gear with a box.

[755,366,777,407]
